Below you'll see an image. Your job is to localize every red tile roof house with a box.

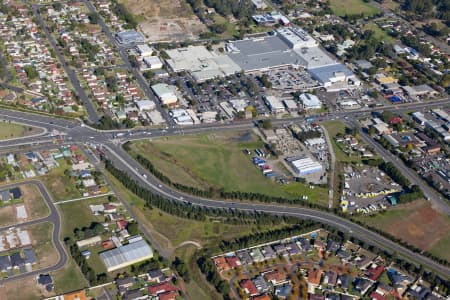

[365,264,384,281]
[370,291,387,300]
[263,269,288,285]
[225,256,241,268]
[240,279,259,297]
[390,116,403,125]
[103,203,117,214]
[307,268,323,287]
[148,282,178,296]
[213,256,231,271]
[116,219,128,231]
[157,290,178,300]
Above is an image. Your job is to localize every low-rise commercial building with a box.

[151,83,178,106]
[116,30,145,45]
[264,96,285,114]
[300,93,321,110]
[288,157,323,176]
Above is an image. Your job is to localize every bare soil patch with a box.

[387,203,450,250]
[0,276,49,300]
[120,0,207,41]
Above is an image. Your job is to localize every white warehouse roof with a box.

[290,157,322,176]
[135,100,155,111]
[300,93,321,109]
[100,239,153,272]
[265,95,285,113]
[165,46,240,82]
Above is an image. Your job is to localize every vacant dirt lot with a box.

[22,184,50,220]
[0,205,16,227]
[119,0,207,41]
[360,200,450,258]
[0,276,50,300]
[0,184,49,227]
[388,203,450,250]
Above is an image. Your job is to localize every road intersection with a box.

[0,99,449,279]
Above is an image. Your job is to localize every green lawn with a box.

[58,200,101,240]
[212,15,238,38]
[323,121,361,163]
[27,222,59,269]
[57,199,112,282]
[128,132,328,205]
[363,22,393,42]
[429,228,450,262]
[40,159,82,201]
[0,121,29,140]
[52,259,88,294]
[329,0,380,17]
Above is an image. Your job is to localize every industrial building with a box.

[308,64,360,91]
[300,93,321,110]
[115,30,145,45]
[135,44,153,57]
[283,99,298,112]
[264,96,285,114]
[151,83,178,106]
[226,35,306,72]
[135,100,156,111]
[164,46,240,82]
[169,109,194,125]
[288,157,323,176]
[100,239,153,272]
[225,27,359,91]
[76,236,102,249]
[143,56,163,69]
[277,27,317,49]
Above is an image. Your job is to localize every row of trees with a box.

[105,159,449,269]
[105,159,308,225]
[72,222,104,241]
[172,257,190,282]
[219,222,318,252]
[402,0,450,22]
[294,130,322,142]
[130,149,330,209]
[197,255,231,299]
[379,161,410,187]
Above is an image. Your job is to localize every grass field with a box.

[0,121,31,140]
[40,159,82,201]
[28,222,59,269]
[58,200,104,240]
[57,200,108,285]
[0,276,46,300]
[22,184,50,220]
[52,259,87,295]
[128,131,329,205]
[355,200,450,261]
[323,121,361,163]
[363,22,393,42]
[329,0,380,17]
